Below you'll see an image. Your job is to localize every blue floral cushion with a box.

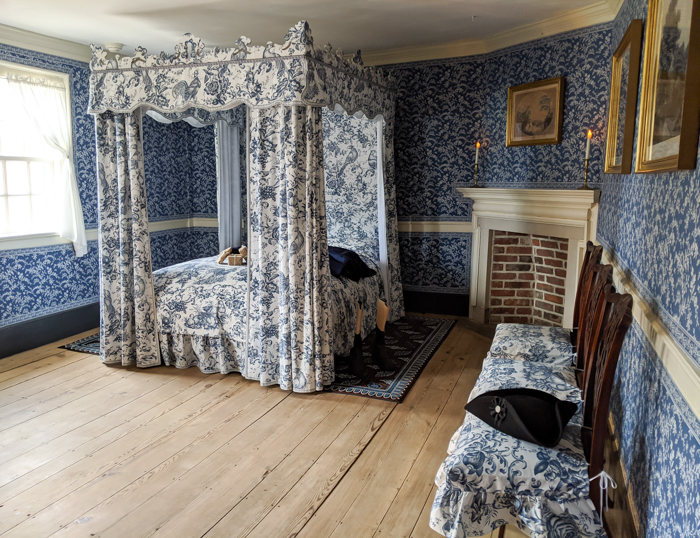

[471,358,579,402]
[488,323,574,367]
[430,409,604,538]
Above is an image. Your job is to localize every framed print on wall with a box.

[605,19,643,174]
[506,77,565,146]
[636,0,700,172]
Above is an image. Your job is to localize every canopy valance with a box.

[88,21,395,121]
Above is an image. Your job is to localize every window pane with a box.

[31,195,54,232]
[29,161,52,194]
[8,196,32,233]
[6,161,30,195]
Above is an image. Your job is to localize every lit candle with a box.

[585,130,592,160]
[475,141,480,164]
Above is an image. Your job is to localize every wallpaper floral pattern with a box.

[398,233,471,293]
[388,23,613,294]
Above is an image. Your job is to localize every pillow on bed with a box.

[328,246,376,282]
[465,388,577,448]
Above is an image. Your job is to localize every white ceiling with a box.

[0,0,614,60]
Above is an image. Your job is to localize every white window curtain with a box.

[6,76,87,256]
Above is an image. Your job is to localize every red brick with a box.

[555,287,566,296]
[536,283,555,293]
[506,263,532,272]
[555,305,565,315]
[516,290,534,297]
[544,258,564,268]
[504,281,532,289]
[494,255,518,262]
[494,230,509,237]
[532,239,541,246]
[493,246,505,254]
[536,274,546,282]
[555,268,567,278]
[559,242,569,251]
[536,248,556,258]
[556,251,568,260]
[506,231,528,237]
[505,246,533,255]
[491,307,516,315]
[543,311,562,323]
[492,272,516,280]
[492,263,504,271]
[547,276,565,287]
[504,298,530,307]
[540,240,559,249]
[544,293,564,305]
[491,289,515,297]
[490,298,502,306]
[538,266,554,275]
[536,300,554,312]
[493,237,520,245]
[503,316,530,324]
[519,255,533,263]
[518,237,532,246]
[516,307,532,315]
[491,281,504,288]
[518,273,535,281]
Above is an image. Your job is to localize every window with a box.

[0,60,86,256]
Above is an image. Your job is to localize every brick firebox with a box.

[488,231,569,326]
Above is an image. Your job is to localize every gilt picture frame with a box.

[605,19,643,174]
[636,0,700,172]
[506,77,565,147]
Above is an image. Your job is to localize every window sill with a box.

[0,229,98,251]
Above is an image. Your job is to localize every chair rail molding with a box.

[458,187,599,328]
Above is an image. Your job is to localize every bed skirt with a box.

[159,333,243,375]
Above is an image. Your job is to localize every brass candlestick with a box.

[473,162,485,188]
[578,158,592,190]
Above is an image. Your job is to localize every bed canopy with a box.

[88,21,404,392]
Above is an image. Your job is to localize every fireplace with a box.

[489,231,569,327]
[458,188,599,329]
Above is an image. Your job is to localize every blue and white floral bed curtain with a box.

[246,105,332,391]
[95,110,160,367]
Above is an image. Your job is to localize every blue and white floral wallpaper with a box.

[0,43,219,330]
[388,22,613,295]
[598,0,700,534]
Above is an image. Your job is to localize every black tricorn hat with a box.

[465,388,578,448]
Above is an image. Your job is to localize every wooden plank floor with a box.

[0,318,526,538]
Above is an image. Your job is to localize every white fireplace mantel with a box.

[458,187,599,328]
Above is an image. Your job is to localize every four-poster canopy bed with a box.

[88,21,404,393]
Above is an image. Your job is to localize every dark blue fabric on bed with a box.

[328,246,376,282]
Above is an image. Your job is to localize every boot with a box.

[372,329,402,372]
[349,334,370,377]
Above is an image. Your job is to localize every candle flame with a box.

[587,130,592,139]
[476,141,481,148]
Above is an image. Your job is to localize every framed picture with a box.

[506,77,565,146]
[636,0,700,172]
[605,19,643,174]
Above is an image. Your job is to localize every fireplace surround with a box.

[458,188,599,328]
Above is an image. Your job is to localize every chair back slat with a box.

[576,264,613,372]
[583,288,633,515]
[573,242,603,328]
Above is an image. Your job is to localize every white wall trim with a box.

[0,23,91,63]
[601,248,700,420]
[0,218,218,251]
[397,221,473,234]
[360,0,622,66]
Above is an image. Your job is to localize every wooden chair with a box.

[581,287,633,515]
[572,241,603,330]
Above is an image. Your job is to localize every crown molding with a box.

[362,0,623,66]
[0,23,91,63]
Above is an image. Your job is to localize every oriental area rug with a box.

[63,315,455,403]
[328,316,456,402]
